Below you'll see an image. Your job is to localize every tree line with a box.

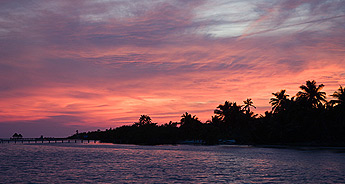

[69,80,345,146]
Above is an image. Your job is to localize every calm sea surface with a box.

[1,143,345,183]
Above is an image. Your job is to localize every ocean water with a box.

[1,143,345,183]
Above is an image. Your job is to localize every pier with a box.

[0,138,99,144]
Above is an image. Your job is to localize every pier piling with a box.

[0,138,98,144]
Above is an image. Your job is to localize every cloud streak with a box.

[0,0,344,137]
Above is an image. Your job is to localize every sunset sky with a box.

[1,0,345,137]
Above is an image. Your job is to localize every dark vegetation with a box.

[69,80,345,146]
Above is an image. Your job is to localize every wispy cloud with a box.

[0,0,344,136]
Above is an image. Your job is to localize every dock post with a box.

[75,140,77,143]
[88,140,90,143]
[62,140,64,143]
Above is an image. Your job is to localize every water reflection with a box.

[0,143,345,183]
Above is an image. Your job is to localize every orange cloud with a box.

[1,0,345,137]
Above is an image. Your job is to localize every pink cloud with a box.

[0,0,344,136]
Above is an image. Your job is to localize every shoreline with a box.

[101,140,345,150]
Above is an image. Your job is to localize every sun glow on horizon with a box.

[1,0,345,137]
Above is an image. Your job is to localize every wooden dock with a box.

[0,138,99,144]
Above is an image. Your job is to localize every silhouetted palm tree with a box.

[243,98,256,114]
[180,112,203,140]
[296,80,326,108]
[214,101,232,119]
[270,89,289,113]
[66,81,345,146]
[330,85,345,107]
[180,112,200,126]
[259,111,272,119]
[214,101,244,120]
[214,101,245,133]
[135,114,154,127]
[208,115,222,126]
